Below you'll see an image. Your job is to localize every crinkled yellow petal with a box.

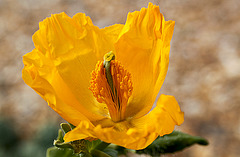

[152,20,175,100]
[64,120,158,150]
[64,94,183,150]
[115,3,175,118]
[132,94,184,136]
[23,12,124,121]
[22,49,92,125]
[101,24,124,44]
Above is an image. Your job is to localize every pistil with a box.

[90,52,133,122]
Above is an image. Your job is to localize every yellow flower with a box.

[22,3,184,150]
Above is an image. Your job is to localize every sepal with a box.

[61,123,72,134]
[46,147,91,157]
[48,123,113,157]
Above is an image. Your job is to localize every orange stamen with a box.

[89,59,133,122]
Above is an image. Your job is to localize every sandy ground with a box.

[0,0,240,156]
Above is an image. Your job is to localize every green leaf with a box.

[86,140,102,152]
[117,146,130,155]
[102,148,118,157]
[91,149,111,157]
[47,147,85,157]
[136,131,209,156]
[94,141,110,151]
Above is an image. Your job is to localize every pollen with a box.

[89,57,133,122]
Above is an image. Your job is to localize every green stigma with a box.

[104,51,115,63]
[103,51,115,100]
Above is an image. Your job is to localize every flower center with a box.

[89,51,133,122]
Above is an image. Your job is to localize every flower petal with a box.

[22,49,94,125]
[64,120,158,150]
[115,3,175,118]
[25,12,123,121]
[101,24,124,44]
[132,94,184,136]
[64,95,183,150]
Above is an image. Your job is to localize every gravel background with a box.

[0,0,239,156]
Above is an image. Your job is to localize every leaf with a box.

[94,141,110,151]
[47,147,82,157]
[102,148,118,157]
[111,146,129,155]
[91,149,111,157]
[136,131,209,156]
[86,140,102,151]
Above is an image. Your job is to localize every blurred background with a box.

[0,0,239,156]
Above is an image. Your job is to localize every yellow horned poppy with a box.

[22,3,184,150]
